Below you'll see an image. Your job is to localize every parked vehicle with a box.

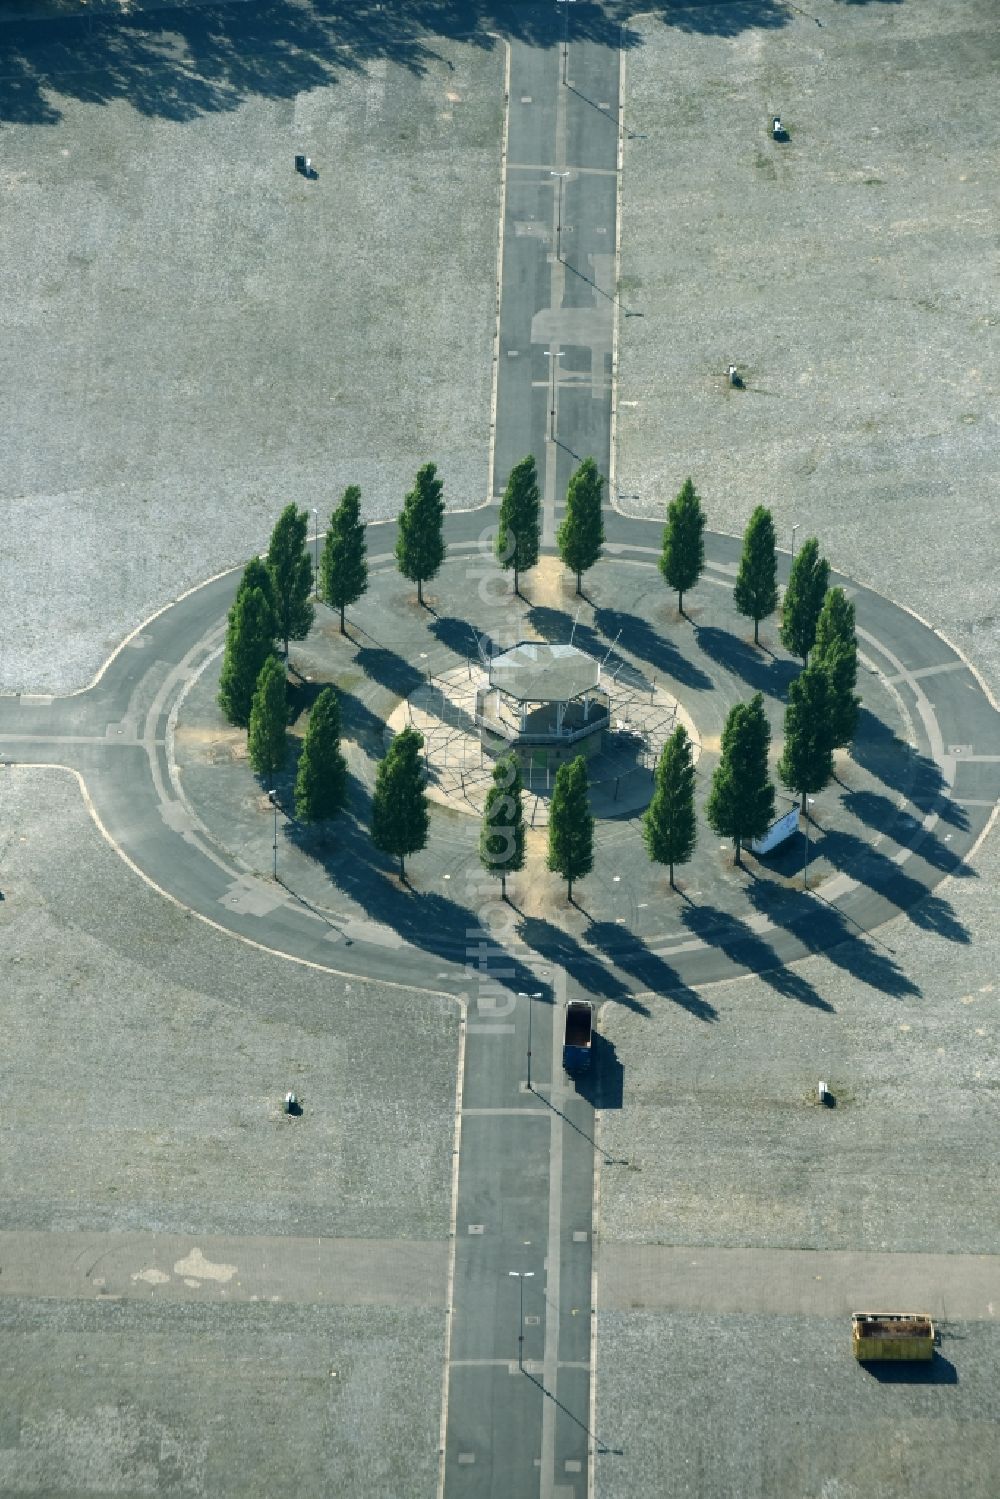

[563,1001,594,1072]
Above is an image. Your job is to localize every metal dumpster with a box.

[852,1312,935,1362]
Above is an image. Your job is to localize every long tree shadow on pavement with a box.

[3,0,903,130]
[692,623,798,700]
[743,880,923,1000]
[582,920,717,1021]
[594,608,714,693]
[846,708,959,816]
[842,787,973,879]
[515,914,652,1018]
[286,801,550,989]
[816,827,973,944]
[679,903,835,1011]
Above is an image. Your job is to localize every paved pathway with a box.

[598,1244,1000,1320]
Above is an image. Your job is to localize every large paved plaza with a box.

[1,2,998,1497]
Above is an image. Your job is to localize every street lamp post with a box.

[312,507,320,599]
[518,991,543,1090]
[507,1270,535,1370]
[268,789,278,879]
[791,523,799,560]
[550,169,570,259]
[803,807,810,890]
[544,349,564,440]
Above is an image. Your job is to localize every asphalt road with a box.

[1,18,998,1499]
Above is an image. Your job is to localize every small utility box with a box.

[772,116,786,140]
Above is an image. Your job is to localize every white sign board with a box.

[750,805,800,856]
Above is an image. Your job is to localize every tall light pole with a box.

[544,349,564,440]
[268,789,278,879]
[791,523,799,560]
[518,991,543,1090]
[507,1270,535,1370]
[312,507,320,599]
[550,169,570,259]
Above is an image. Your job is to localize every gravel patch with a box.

[597,828,1000,1253]
[0,1298,443,1499]
[616,0,1000,695]
[0,768,458,1239]
[596,1311,1000,1499]
[0,10,503,692]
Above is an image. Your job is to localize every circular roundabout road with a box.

[2,506,998,1004]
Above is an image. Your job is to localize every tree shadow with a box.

[593,608,714,693]
[849,709,961,821]
[355,645,424,697]
[516,914,652,1017]
[526,606,604,659]
[583,920,718,1021]
[842,787,972,878]
[428,614,485,660]
[285,797,547,987]
[693,623,797,700]
[5,0,904,130]
[743,880,923,999]
[816,827,973,942]
[679,904,835,1011]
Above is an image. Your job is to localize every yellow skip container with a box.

[852,1312,935,1362]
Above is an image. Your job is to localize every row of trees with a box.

[641,580,861,880]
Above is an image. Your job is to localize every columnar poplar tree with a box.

[812,587,860,748]
[659,477,705,615]
[643,723,697,887]
[320,485,368,634]
[780,537,830,663]
[267,504,315,655]
[705,693,775,865]
[233,556,278,642]
[547,755,593,901]
[247,654,288,786]
[778,663,835,816]
[396,463,446,606]
[496,455,541,596]
[733,505,778,645]
[294,686,348,823]
[556,457,604,595]
[371,726,429,879]
[479,752,526,900]
[218,586,278,728]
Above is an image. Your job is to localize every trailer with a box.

[562,1001,593,1072]
[852,1312,935,1362]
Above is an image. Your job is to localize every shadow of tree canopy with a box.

[743,881,924,999]
[1,0,812,129]
[283,795,550,989]
[583,920,718,1020]
[848,709,964,824]
[428,614,484,660]
[594,607,714,693]
[516,913,653,1016]
[679,903,835,1010]
[3,0,911,128]
[816,826,973,942]
[354,645,424,697]
[693,623,798,700]
[842,786,972,878]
